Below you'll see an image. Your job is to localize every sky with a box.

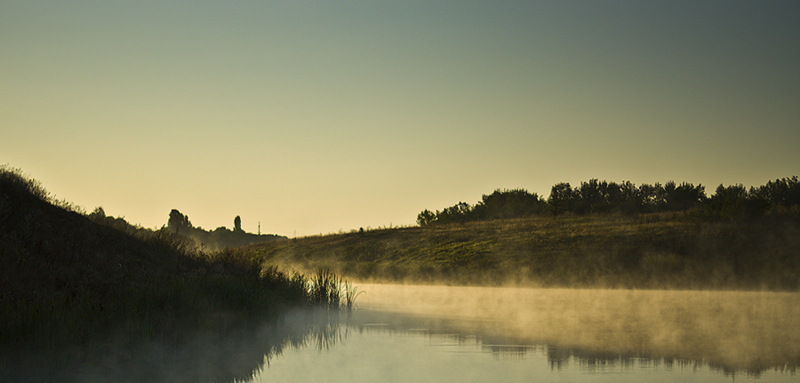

[2,1,798,237]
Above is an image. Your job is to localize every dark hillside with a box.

[245,213,800,290]
[0,166,312,350]
[0,167,361,382]
[1,177,204,309]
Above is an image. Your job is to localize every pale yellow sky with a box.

[2,1,798,236]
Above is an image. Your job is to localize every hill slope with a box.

[0,166,310,348]
[244,213,800,290]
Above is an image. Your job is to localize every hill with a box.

[0,166,333,349]
[242,213,800,290]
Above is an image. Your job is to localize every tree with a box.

[168,209,192,235]
[639,183,666,212]
[417,209,436,226]
[474,189,546,219]
[437,202,471,224]
[548,182,577,215]
[706,184,750,219]
[753,176,800,210]
[89,206,106,220]
[234,215,242,232]
[663,181,706,211]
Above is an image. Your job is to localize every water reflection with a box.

[258,308,798,383]
[5,285,798,382]
[2,308,346,383]
[353,284,800,375]
[347,308,799,378]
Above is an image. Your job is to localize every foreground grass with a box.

[243,213,800,290]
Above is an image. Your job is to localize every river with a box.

[257,284,798,382]
[8,284,798,382]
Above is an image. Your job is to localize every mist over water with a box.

[354,284,800,373]
[7,284,797,382]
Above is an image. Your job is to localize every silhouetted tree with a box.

[168,209,192,235]
[473,189,546,219]
[89,206,106,220]
[437,202,471,224]
[663,181,706,211]
[576,179,604,213]
[548,182,577,215]
[639,183,666,212]
[417,209,436,226]
[706,184,750,220]
[234,215,242,232]
[752,176,800,211]
[616,181,641,213]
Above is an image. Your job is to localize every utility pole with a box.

[258,221,260,236]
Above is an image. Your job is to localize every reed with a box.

[304,268,364,310]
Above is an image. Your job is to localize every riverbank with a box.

[243,212,800,290]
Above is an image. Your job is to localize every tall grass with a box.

[306,268,364,310]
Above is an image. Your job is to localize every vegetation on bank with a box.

[0,165,351,352]
[245,211,800,291]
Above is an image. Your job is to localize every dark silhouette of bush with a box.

[472,189,547,220]
[548,182,578,215]
[436,201,471,224]
[416,209,436,226]
[751,176,800,213]
[168,209,192,235]
[663,181,706,212]
[234,215,242,232]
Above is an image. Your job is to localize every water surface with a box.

[7,284,797,382]
[256,284,798,382]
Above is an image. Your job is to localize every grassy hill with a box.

[242,213,800,291]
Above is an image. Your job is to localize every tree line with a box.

[166,210,284,251]
[417,177,800,226]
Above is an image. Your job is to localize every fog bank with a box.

[355,283,800,372]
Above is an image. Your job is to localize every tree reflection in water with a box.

[6,287,798,382]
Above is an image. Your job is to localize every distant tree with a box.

[603,181,623,210]
[417,209,436,226]
[437,202,471,224]
[706,184,750,220]
[663,181,706,211]
[234,215,242,232]
[548,182,577,215]
[617,181,642,213]
[753,176,800,211]
[576,179,603,213]
[168,209,192,235]
[88,206,109,226]
[639,183,666,212]
[473,189,546,220]
[89,206,106,220]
